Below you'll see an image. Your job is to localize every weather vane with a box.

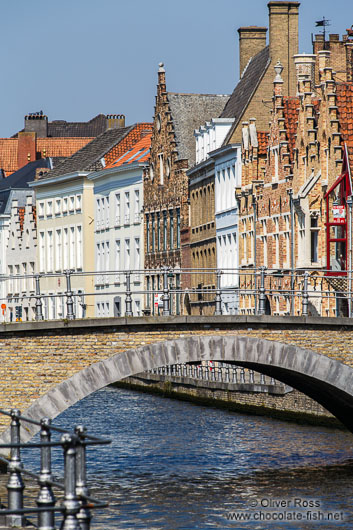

[315,16,331,45]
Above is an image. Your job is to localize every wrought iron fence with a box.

[0,266,353,321]
[0,408,110,529]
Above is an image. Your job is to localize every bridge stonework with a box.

[0,315,353,442]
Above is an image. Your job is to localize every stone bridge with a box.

[0,315,353,442]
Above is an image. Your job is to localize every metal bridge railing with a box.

[1,266,353,321]
[0,408,111,530]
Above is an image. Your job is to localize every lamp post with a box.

[252,195,257,314]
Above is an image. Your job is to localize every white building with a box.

[212,145,241,314]
[88,134,150,317]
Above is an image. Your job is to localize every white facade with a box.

[88,164,145,317]
[30,172,95,319]
[213,145,241,315]
[6,193,37,321]
[194,118,234,165]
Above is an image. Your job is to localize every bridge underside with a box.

[2,334,353,443]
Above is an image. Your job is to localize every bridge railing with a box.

[0,408,111,530]
[0,266,352,321]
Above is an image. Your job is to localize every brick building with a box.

[238,25,353,317]
[143,63,228,315]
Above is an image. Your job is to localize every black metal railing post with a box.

[64,270,75,320]
[214,270,222,316]
[75,425,91,530]
[258,266,267,315]
[36,418,56,530]
[125,271,133,316]
[302,271,309,317]
[6,409,25,528]
[35,274,44,321]
[162,267,170,316]
[61,434,80,530]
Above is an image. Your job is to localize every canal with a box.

[24,386,353,529]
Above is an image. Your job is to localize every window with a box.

[310,217,319,263]
[29,262,35,291]
[96,243,101,274]
[39,232,45,272]
[115,193,121,226]
[63,197,68,214]
[47,230,53,271]
[166,158,171,178]
[76,194,82,211]
[273,216,280,267]
[146,214,150,252]
[76,225,82,269]
[157,212,160,250]
[125,192,130,224]
[55,229,62,271]
[105,241,110,277]
[22,263,27,292]
[169,210,174,249]
[159,153,164,185]
[135,237,140,275]
[38,202,45,218]
[125,239,130,270]
[150,163,154,181]
[8,265,13,294]
[70,226,75,269]
[55,199,61,215]
[69,196,75,212]
[46,200,53,217]
[134,190,140,222]
[105,196,110,228]
[115,240,121,282]
[63,228,69,269]
[163,211,167,251]
[176,208,181,248]
[151,213,155,251]
[96,198,101,229]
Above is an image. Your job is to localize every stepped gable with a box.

[336,83,353,168]
[220,46,270,129]
[167,93,229,167]
[39,125,135,179]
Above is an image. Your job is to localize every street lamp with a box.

[347,195,353,317]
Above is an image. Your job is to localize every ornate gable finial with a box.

[274,60,283,82]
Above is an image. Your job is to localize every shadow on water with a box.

[21,386,353,529]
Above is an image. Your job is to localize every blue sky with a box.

[0,0,350,137]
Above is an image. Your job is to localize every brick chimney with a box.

[268,1,300,96]
[106,114,125,129]
[17,132,36,170]
[238,26,268,77]
[24,112,48,137]
[293,54,316,95]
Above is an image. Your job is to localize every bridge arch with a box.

[3,334,353,443]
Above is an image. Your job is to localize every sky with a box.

[0,0,351,138]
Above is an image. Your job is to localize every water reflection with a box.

[22,387,353,529]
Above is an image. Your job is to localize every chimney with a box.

[24,112,48,138]
[293,54,316,95]
[268,1,300,96]
[106,114,125,129]
[238,27,268,77]
[17,132,36,170]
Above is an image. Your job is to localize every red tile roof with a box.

[104,123,152,167]
[0,139,18,175]
[283,97,300,161]
[257,131,268,155]
[106,133,151,169]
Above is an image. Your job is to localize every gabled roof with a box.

[336,83,353,169]
[220,46,270,142]
[38,126,135,180]
[106,133,151,169]
[0,158,52,190]
[167,93,229,166]
[13,114,108,138]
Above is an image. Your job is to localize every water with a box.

[22,387,353,529]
